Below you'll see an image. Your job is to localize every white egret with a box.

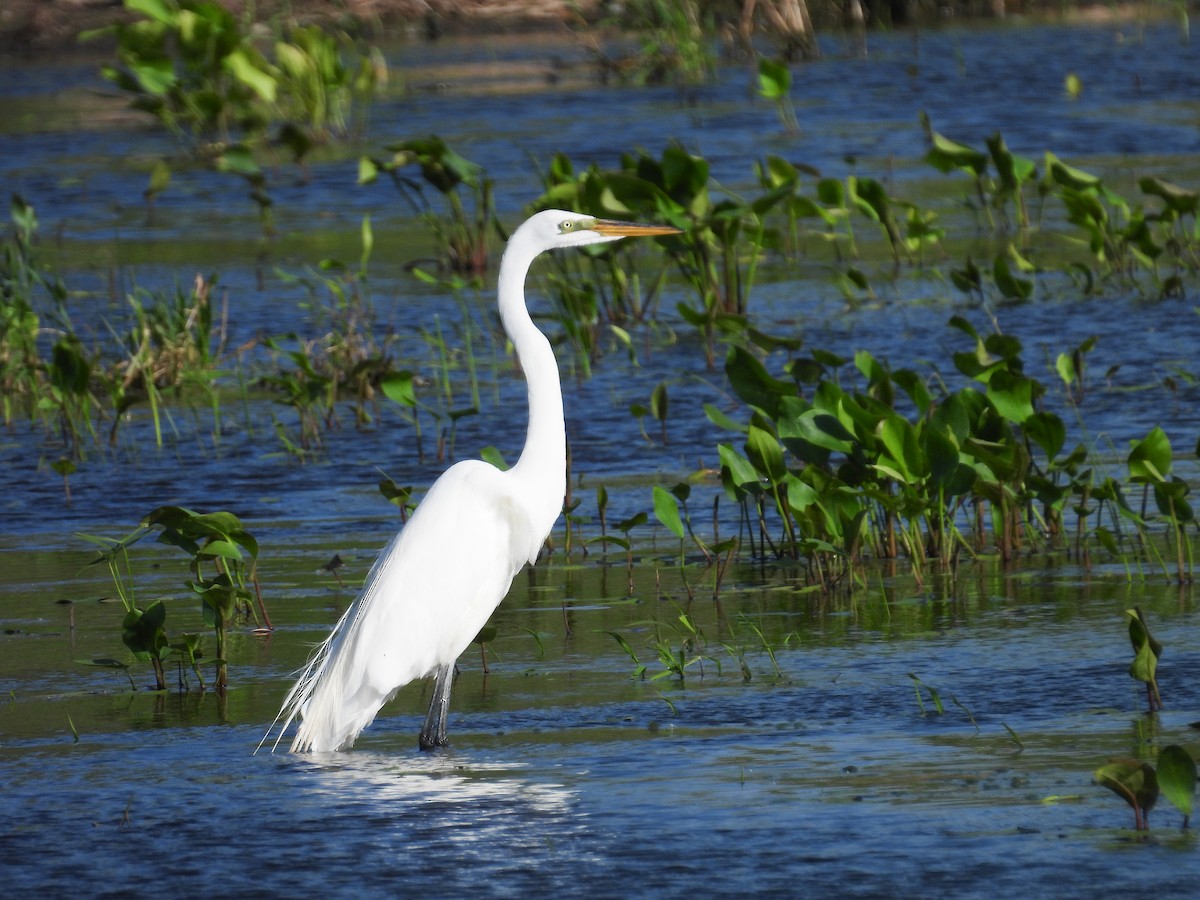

[265,209,680,753]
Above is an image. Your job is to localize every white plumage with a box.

[263,209,679,753]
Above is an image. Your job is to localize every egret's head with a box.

[520,209,681,252]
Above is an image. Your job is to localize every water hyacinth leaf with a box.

[784,474,821,514]
[922,122,989,176]
[198,538,243,561]
[986,370,1036,424]
[381,371,416,407]
[745,420,786,482]
[892,368,932,415]
[652,486,685,539]
[1128,426,1172,483]
[993,254,1033,301]
[924,425,974,494]
[704,403,746,433]
[718,443,760,489]
[1095,758,1158,829]
[1139,177,1199,218]
[1156,745,1197,822]
[1154,478,1194,523]
[1126,607,1163,711]
[122,600,168,658]
[725,345,792,417]
[1023,411,1066,461]
[1045,152,1101,191]
[189,510,245,539]
[779,403,855,455]
[877,415,924,483]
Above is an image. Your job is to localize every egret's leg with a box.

[418,663,454,750]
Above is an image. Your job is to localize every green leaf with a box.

[704,403,746,433]
[224,47,277,101]
[650,382,668,423]
[358,155,379,185]
[198,538,243,561]
[924,126,989,177]
[877,415,924,484]
[380,371,416,407]
[756,57,791,100]
[1095,758,1158,824]
[1157,746,1197,821]
[1128,426,1172,484]
[718,443,761,490]
[987,371,1035,424]
[127,0,175,25]
[993,253,1033,301]
[724,345,793,417]
[745,421,786,482]
[1140,176,1200,217]
[652,486,685,539]
[1023,411,1066,461]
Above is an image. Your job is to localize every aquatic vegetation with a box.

[1,197,70,430]
[537,143,781,366]
[581,0,718,86]
[908,672,944,715]
[360,136,496,277]
[93,0,382,150]
[1126,607,1164,713]
[109,274,224,448]
[1095,745,1197,831]
[89,0,383,235]
[756,58,799,134]
[694,314,1197,584]
[79,506,265,691]
[923,117,1200,298]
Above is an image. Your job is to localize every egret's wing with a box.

[266,461,533,752]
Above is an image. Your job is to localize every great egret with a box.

[265,209,680,753]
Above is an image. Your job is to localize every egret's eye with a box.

[559,221,574,232]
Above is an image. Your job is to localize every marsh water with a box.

[4,20,1200,897]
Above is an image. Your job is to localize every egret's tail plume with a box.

[257,603,385,754]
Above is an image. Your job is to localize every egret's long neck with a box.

[497,243,566,524]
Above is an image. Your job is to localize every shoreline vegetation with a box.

[0,0,1189,56]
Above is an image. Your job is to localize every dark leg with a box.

[418,663,454,751]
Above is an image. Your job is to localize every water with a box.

[3,20,1200,896]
